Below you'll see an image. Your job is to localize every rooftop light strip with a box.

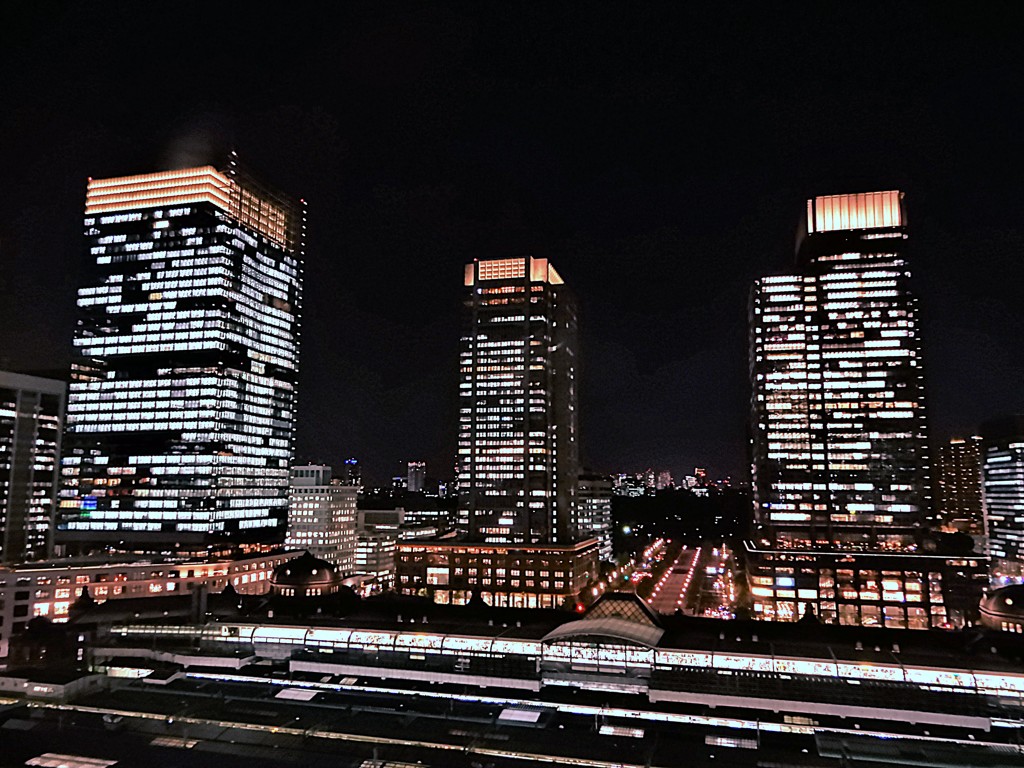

[85,166,294,251]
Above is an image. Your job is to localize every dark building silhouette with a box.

[936,435,984,535]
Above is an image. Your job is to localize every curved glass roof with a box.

[542,617,664,648]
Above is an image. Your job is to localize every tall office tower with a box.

[748,191,984,628]
[286,465,358,572]
[407,461,426,493]
[936,436,984,535]
[656,470,673,490]
[342,458,361,487]
[457,256,579,544]
[400,256,595,609]
[58,160,304,554]
[577,473,613,563]
[0,372,66,563]
[982,416,1024,583]
[751,191,928,552]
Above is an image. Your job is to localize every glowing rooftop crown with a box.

[807,190,904,234]
[85,165,298,251]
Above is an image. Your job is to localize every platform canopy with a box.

[541,616,664,648]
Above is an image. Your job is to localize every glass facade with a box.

[746,191,979,627]
[458,257,578,544]
[744,546,985,627]
[750,191,928,552]
[58,162,303,552]
[983,416,1024,582]
[0,372,65,563]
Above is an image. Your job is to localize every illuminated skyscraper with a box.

[751,191,929,552]
[406,461,426,493]
[0,371,65,563]
[457,256,579,544]
[58,160,303,553]
[936,435,984,535]
[982,416,1024,583]
[400,257,595,608]
[747,191,984,628]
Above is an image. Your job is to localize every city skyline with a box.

[2,5,1023,485]
[4,8,1024,761]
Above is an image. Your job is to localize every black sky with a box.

[1,3,1023,484]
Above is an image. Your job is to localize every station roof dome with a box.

[270,551,341,595]
[980,584,1024,630]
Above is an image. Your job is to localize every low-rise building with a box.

[396,537,599,608]
[744,544,988,629]
[355,531,397,590]
[0,549,300,658]
[74,592,1024,741]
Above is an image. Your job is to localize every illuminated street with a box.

[693,544,737,620]
[647,546,700,614]
[644,544,736,618]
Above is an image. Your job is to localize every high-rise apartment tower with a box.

[58,159,303,553]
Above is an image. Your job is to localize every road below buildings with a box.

[647,546,700,614]
[692,544,736,619]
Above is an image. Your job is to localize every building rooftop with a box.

[70,587,1024,675]
[0,548,301,575]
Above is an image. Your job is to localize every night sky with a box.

[2,4,1022,484]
